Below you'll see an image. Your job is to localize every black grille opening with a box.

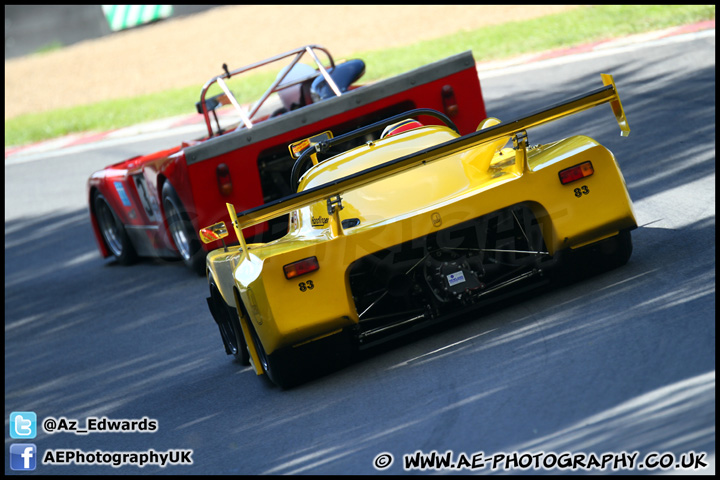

[348,203,552,325]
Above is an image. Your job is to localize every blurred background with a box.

[5,5,711,149]
[4,5,221,59]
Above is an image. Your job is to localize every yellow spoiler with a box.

[226,74,629,252]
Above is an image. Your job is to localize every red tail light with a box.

[283,256,319,279]
[216,163,232,196]
[559,161,594,185]
[441,85,459,118]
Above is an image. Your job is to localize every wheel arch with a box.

[88,186,111,258]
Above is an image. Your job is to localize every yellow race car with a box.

[202,74,636,388]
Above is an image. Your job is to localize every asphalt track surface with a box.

[4,30,715,474]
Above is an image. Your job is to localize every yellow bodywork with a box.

[205,74,637,376]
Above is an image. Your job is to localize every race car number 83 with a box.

[574,185,590,197]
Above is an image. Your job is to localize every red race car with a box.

[87,45,486,274]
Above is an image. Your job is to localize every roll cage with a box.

[197,45,344,137]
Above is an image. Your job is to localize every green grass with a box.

[5,4,714,147]
[33,40,64,55]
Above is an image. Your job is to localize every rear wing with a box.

[223,74,630,254]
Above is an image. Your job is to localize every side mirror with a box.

[199,221,229,245]
[288,130,334,160]
[195,93,230,114]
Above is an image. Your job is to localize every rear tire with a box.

[93,192,138,265]
[246,319,355,389]
[209,278,250,365]
[244,320,304,389]
[162,181,206,275]
[227,308,251,366]
[558,229,633,282]
[602,229,633,269]
[583,229,633,273]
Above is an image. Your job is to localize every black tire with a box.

[559,229,633,282]
[209,278,250,365]
[245,317,355,389]
[582,229,633,273]
[162,181,206,275]
[93,191,138,265]
[244,319,303,389]
[228,308,251,366]
[601,229,633,269]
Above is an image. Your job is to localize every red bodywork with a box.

[88,49,487,261]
